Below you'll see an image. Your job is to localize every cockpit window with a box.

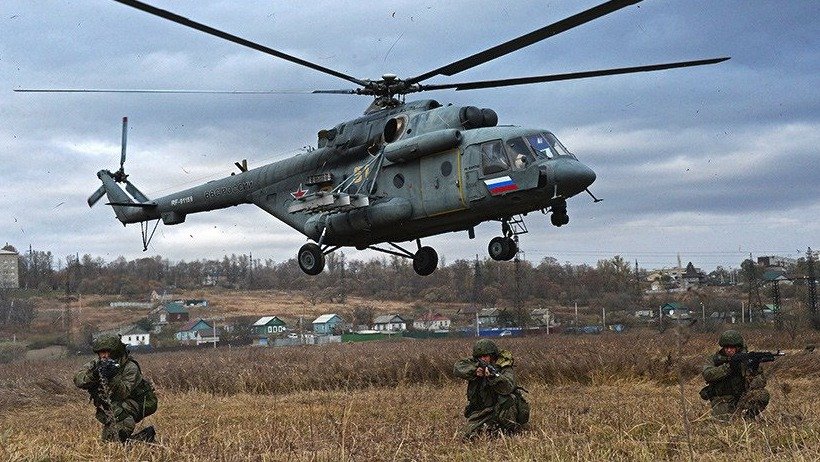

[527,132,576,160]
[480,140,510,175]
[506,137,536,170]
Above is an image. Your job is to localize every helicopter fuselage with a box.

[102,99,595,253]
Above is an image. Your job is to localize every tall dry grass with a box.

[0,330,818,461]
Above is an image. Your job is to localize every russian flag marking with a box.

[484,176,518,195]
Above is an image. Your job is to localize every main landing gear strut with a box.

[297,239,439,276]
[488,215,527,261]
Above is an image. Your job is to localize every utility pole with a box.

[807,247,817,327]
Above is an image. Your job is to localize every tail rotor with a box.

[88,116,150,207]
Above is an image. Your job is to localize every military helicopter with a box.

[19,0,728,276]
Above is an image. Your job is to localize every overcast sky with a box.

[1,0,817,272]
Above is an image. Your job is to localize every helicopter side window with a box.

[506,137,535,169]
[480,140,509,175]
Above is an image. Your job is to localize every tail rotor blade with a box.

[120,116,128,170]
[125,180,150,203]
[88,185,106,207]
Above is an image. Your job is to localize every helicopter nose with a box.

[551,159,596,197]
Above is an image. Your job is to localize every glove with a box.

[97,359,120,380]
[729,352,748,372]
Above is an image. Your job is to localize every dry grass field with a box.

[1,331,819,461]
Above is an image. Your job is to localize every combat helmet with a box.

[472,339,500,358]
[92,335,127,358]
[718,329,744,348]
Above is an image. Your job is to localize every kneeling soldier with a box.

[74,335,158,442]
[701,329,770,421]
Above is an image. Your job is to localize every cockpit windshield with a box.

[526,132,576,160]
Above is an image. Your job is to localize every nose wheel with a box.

[550,200,569,227]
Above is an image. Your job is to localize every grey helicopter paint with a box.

[17,0,728,276]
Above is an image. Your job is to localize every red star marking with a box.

[291,184,307,199]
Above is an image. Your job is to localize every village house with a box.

[412,312,451,331]
[477,308,500,326]
[157,302,189,324]
[372,314,407,332]
[94,325,151,347]
[175,319,213,342]
[530,308,559,328]
[312,314,344,335]
[252,316,288,345]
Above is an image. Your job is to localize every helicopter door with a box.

[419,148,466,216]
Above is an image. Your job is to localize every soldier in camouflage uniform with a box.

[453,339,529,439]
[74,335,157,443]
[701,329,770,421]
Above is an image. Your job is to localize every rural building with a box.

[660,302,691,319]
[477,308,500,326]
[175,319,213,342]
[530,308,559,328]
[412,312,451,331]
[372,314,407,332]
[758,255,797,269]
[175,298,209,307]
[252,316,288,336]
[94,325,151,347]
[158,302,189,324]
[191,328,221,346]
[0,249,19,289]
[312,314,344,335]
[682,262,706,287]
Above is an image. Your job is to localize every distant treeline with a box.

[2,244,816,313]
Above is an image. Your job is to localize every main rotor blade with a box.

[14,89,317,94]
[419,57,730,92]
[120,116,128,170]
[110,0,368,88]
[406,0,642,85]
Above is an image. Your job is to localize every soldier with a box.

[453,339,529,440]
[74,335,158,443]
[701,329,770,421]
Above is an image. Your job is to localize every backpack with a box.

[128,358,158,421]
[495,387,530,430]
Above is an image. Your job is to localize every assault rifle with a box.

[477,359,499,378]
[95,359,120,439]
[729,350,785,373]
[745,350,785,372]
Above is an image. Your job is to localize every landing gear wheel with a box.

[298,243,325,276]
[488,236,517,261]
[502,237,518,260]
[551,213,569,227]
[413,246,438,276]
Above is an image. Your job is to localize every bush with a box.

[0,342,26,364]
[25,334,68,350]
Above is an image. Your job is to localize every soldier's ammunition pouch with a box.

[130,377,158,421]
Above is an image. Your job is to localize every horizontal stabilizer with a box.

[105,201,158,208]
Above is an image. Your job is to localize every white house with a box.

[412,312,451,331]
[94,325,151,347]
[373,314,407,332]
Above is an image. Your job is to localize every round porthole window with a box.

[440,161,452,177]
[393,173,405,188]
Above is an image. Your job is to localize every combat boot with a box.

[127,426,156,443]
